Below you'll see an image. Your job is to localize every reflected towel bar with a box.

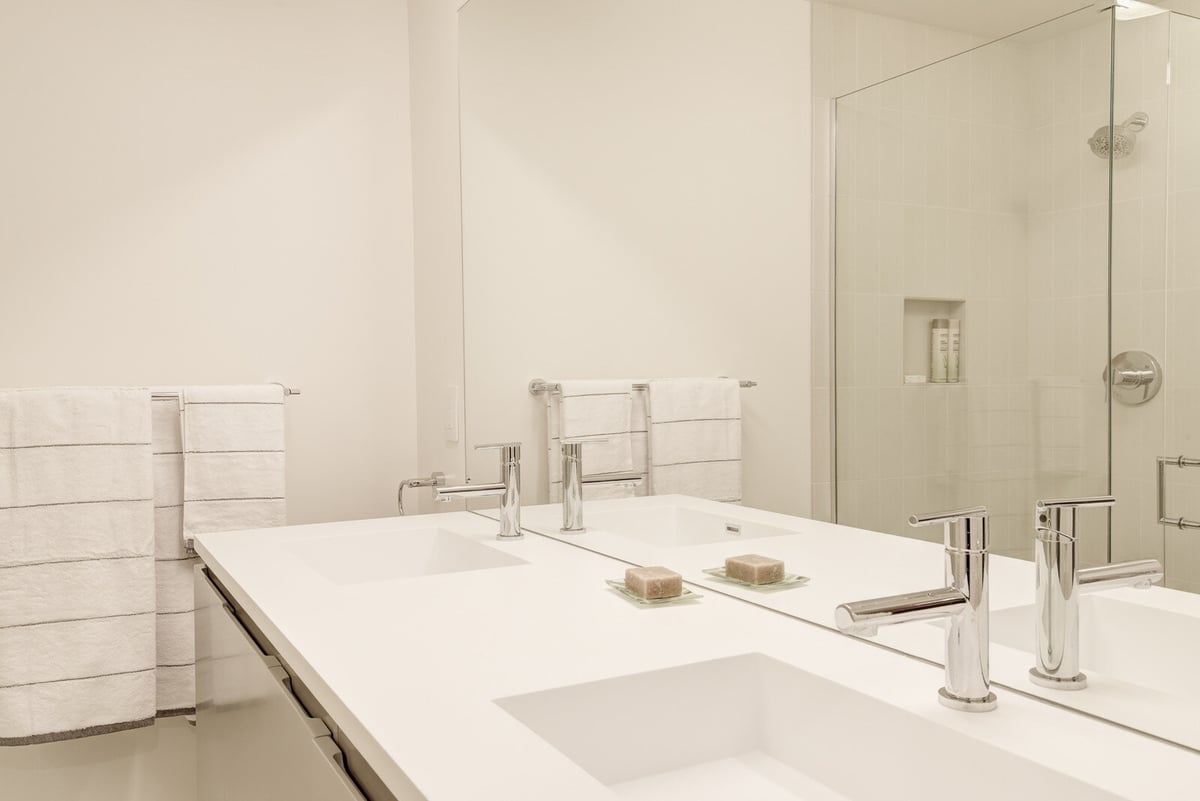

[150,384,301,402]
[528,378,757,395]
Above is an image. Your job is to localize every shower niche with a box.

[902,298,965,385]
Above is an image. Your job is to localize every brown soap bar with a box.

[624,566,683,599]
[725,554,785,585]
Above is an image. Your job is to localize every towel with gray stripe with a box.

[545,380,646,503]
[0,388,156,745]
[647,378,742,503]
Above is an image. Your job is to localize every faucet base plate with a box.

[497,532,525,540]
[1029,668,1088,691]
[938,688,997,712]
[560,527,586,534]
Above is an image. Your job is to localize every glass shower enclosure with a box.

[833,3,1200,591]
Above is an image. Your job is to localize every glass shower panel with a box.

[834,7,1115,562]
[1162,11,1200,590]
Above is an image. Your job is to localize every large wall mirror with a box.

[457,0,1200,754]
[458,0,811,517]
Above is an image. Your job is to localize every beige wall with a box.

[456,0,813,515]
[0,0,418,526]
[0,0,417,797]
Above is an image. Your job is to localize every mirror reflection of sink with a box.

[497,653,1120,801]
[990,595,1200,695]
[585,506,794,548]
[289,528,527,585]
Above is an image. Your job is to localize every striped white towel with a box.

[150,393,196,716]
[0,388,156,744]
[546,380,646,503]
[181,385,286,551]
[647,378,742,503]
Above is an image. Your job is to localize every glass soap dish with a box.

[701,567,810,592]
[605,578,701,606]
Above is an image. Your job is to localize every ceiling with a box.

[817,0,1103,38]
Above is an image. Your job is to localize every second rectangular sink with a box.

[585,505,794,548]
[289,527,527,585]
[496,653,1122,801]
[990,595,1200,696]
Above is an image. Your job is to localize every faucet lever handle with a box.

[909,507,989,552]
[476,442,522,450]
[1036,496,1116,511]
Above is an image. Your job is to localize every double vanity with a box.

[193,495,1200,801]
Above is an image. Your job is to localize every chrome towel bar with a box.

[528,377,757,395]
[1157,456,1200,530]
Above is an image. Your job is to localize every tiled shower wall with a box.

[823,8,1119,563]
[810,3,981,523]
[831,38,1034,557]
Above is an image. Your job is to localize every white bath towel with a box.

[545,380,646,503]
[647,379,742,503]
[182,384,286,550]
[0,388,156,744]
[150,392,195,715]
[150,385,286,715]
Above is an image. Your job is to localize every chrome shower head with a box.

[1089,112,1149,159]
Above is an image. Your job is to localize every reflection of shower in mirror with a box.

[1088,112,1149,159]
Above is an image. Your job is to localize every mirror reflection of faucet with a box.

[835,507,997,712]
[435,443,524,539]
[559,437,643,534]
[1031,497,1164,691]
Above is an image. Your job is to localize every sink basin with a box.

[289,528,527,584]
[496,653,1120,801]
[991,595,1200,695]
[585,506,794,548]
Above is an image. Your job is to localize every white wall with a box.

[0,0,417,797]
[0,0,418,526]
[457,0,813,515]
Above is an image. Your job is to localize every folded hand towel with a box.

[0,388,155,745]
[647,379,742,503]
[546,380,644,503]
[152,385,287,716]
[182,385,286,550]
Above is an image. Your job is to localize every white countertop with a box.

[196,510,1200,801]
[512,495,1200,750]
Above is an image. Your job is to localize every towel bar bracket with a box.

[1157,455,1200,530]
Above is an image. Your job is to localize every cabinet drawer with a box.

[195,567,367,801]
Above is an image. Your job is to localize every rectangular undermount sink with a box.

[991,595,1200,696]
[289,528,527,584]
[586,506,794,548]
[496,654,1120,801]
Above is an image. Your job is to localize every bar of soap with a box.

[725,554,785,585]
[624,566,683,600]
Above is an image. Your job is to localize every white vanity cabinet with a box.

[194,567,373,801]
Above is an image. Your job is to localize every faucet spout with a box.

[1077,559,1164,592]
[834,587,966,637]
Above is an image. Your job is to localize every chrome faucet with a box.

[835,507,996,712]
[559,438,643,533]
[435,443,523,539]
[1031,496,1164,690]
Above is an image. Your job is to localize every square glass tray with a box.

[701,566,810,592]
[605,578,701,606]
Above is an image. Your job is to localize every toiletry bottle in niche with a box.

[948,318,961,383]
[930,319,949,383]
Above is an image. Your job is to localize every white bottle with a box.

[948,319,961,383]
[930,319,949,383]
